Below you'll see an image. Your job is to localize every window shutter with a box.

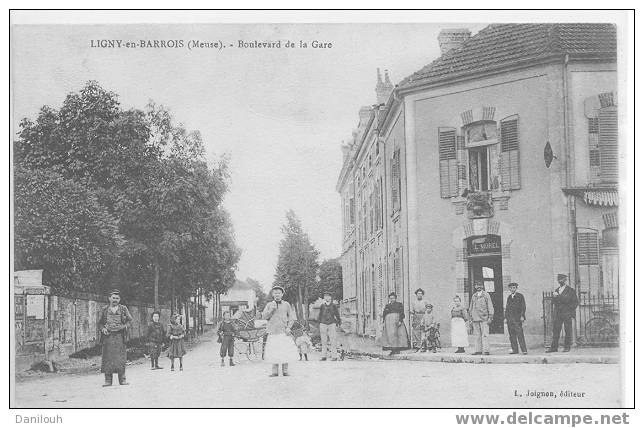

[500,115,520,190]
[577,230,599,265]
[438,127,458,198]
[599,106,618,183]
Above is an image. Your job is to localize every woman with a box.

[167,314,186,371]
[450,295,469,353]
[411,288,426,350]
[381,292,410,355]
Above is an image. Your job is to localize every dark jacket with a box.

[217,320,237,337]
[318,302,341,325]
[146,322,166,343]
[504,292,526,321]
[383,302,405,322]
[553,286,579,320]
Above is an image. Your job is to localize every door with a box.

[469,256,504,334]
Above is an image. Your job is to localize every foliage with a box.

[312,258,343,303]
[13,81,240,302]
[273,210,319,321]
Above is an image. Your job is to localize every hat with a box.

[557,274,568,281]
[425,303,433,308]
[323,291,333,297]
[271,285,285,293]
[414,288,425,295]
[388,292,397,298]
[109,289,121,296]
[508,282,519,288]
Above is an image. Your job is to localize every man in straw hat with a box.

[546,274,578,353]
[99,289,133,386]
[261,285,299,376]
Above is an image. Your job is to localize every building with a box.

[337,24,619,347]
[205,279,257,324]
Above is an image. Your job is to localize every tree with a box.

[247,277,268,311]
[314,258,343,303]
[14,166,123,294]
[273,210,319,323]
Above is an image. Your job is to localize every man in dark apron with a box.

[99,289,133,387]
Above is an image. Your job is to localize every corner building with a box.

[337,24,619,347]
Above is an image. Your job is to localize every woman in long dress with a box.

[410,288,426,350]
[450,295,469,353]
[381,292,410,355]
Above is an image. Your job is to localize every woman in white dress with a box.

[261,285,299,377]
[450,295,470,353]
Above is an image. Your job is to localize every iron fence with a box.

[543,291,619,348]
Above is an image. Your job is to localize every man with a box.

[99,289,133,386]
[317,291,341,361]
[262,285,298,377]
[504,282,527,355]
[411,288,426,350]
[547,274,578,353]
[469,280,494,355]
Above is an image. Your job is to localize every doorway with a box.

[466,235,504,334]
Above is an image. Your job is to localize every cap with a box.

[109,289,121,296]
[414,288,425,295]
[271,285,285,293]
[557,274,568,281]
[388,292,397,298]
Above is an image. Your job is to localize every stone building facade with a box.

[337,24,619,347]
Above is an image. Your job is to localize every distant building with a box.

[337,24,618,346]
[205,279,257,323]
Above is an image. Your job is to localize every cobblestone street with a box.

[13,332,622,408]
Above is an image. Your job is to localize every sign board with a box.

[467,235,501,256]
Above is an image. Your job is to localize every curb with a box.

[349,350,619,364]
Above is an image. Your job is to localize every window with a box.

[391,148,402,211]
[464,120,499,192]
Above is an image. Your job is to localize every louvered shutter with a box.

[577,230,599,265]
[438,127,458,198]
[391,150,401,211]
[500,115,520,190]
[599,106,618,183]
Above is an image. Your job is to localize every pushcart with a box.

[231,310,267,361]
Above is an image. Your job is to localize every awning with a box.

[562,187,618,207]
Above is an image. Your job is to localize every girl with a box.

[295,330,313,361]
[146,311,165,370]
[450,295,470,353]
[167,314,187,371]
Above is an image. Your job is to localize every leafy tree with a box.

[14,166,123,294]
[273,210,319,323]
[247,277,268,311]
[313,258,343,303]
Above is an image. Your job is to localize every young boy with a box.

[295,330,312,361]
[217,311,236,367]
[146,311,165,370]
[421,303,437,352]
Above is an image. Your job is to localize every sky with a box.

[11,22,486,290]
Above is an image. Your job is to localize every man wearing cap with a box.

[469,280,494,355]
[317,291,341,361]
[262,285,299,376]
[99,289,133,386]
[504,282,527,355]
[547,274,578,353]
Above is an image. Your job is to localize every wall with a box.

[408,64,567,342]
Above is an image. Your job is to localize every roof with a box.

[398,23,617,91]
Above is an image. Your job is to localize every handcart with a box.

[231,310,267,361]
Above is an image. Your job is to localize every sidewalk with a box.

[341,334,619,364]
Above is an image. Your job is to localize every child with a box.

[295,330,312,361]
[421,303,437,352]
[450,295,469,354]
[146,311,166,370]
[167,314,186,371]
[217,311,236,367]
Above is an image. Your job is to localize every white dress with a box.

[262,300,299,364]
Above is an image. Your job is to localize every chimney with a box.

[375,68,394,104]
[438,28,471,55]
[358,105,372,128]
[341,142,351,162]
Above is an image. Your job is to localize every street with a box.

[13,334,622,408]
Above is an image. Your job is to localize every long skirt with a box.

[264,333,299,364]
[450,317,469,348]
[167,338,186,358]
[101,332,127,374]
[411,313,424,348]
[381,313,410,350]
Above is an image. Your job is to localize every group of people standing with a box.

[383,273,578,356]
